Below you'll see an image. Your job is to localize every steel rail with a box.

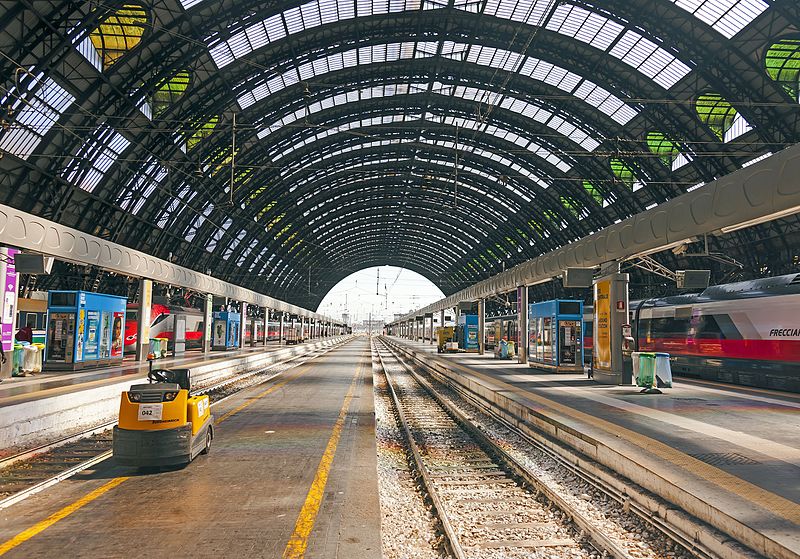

[380,336,717,559]
[372,338,467,559]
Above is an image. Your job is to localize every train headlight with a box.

[164,392,178,401]
[128,392,141,402]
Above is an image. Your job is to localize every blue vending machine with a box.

[528,300,583,372]
[45,291,127,370]
[456,314,480,352]
[212,311,241,350]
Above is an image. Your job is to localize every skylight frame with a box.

[0,72,75,160]
[61,124,131,193]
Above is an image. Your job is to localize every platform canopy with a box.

[1,1,799,308]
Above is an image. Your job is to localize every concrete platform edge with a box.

[0,336,352,451]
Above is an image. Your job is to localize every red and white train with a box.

[124,303,293,349]
[124,304,205,350]
[631,274,800,392]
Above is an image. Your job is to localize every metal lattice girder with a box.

[0,203,341,324]
[2,1,800,309]
[392,140,800,322]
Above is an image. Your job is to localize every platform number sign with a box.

[138,403,163,421]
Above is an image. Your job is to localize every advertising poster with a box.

[213,320,226,347]
[99,311,110,359]
[1,248,19,353]
[595,280,611,369]
[76,309,85,361]
[228,321,239,348]
[85,310,99,359]
[111,311,124,357]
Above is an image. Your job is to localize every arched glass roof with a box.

[0,0,797,307]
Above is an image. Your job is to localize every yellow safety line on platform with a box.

[0,357,320,555]
[283,357,365,559]
[425,350,800,526]
[0,476,129,556]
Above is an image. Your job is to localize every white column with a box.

[135,279,153,361]
[240,302,247,349]
[518,287,528,364]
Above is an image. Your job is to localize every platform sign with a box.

[594,279,611,369]
[1,248,18,353]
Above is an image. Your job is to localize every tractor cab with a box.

[113,367,213,468]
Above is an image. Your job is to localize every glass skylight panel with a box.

[671,0,768,38]
[741,151,772,167]
[608,30,691,89]
[573,81,637,124]
[119,155,168,214]
[723,112,753,142]
[74,35,103,71]
[62,124,130,193]
[545,4,623,50]
[0,73,74,160]
[671,152,692,171]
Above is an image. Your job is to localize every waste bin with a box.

[654,352,672,388]
[507,341,516,358]
[636,352,656,389]
[149,338,168,358]
[22,345,39,374]
[631,352,641,385]
[32,343,45,373]
[11,343,25,376]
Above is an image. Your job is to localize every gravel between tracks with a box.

[373,351,446,559]
[379,342,695,559]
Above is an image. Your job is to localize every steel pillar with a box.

[478,299,485,355]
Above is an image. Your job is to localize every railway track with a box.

[373,337,632,558]
[0,340,347,511]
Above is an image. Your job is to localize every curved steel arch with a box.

[1,0,797,308]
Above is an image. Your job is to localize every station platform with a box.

[386,336,800,559]
[0,337,350,453]
[0,342,301,407]
[0,337,381,558]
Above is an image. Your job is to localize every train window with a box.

[151,314,170,327]
[25,313,38,328]
[695,315,724,339]
[583,320,593,336]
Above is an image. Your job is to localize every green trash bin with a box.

[11,343,24,377]
[636,352,656,389]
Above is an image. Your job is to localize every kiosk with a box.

[528,300,583,372]
[456,314,480,352]
[45,291,127,370]
[212,311,241,350]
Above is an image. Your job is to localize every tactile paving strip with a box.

[689,452,761,466]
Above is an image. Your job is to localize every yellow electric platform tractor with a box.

[113,368,213,467]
